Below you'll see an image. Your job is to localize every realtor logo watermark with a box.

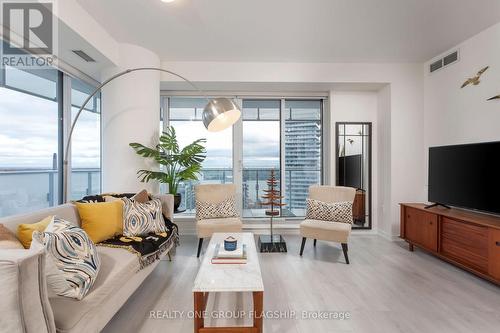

[1,0,57,69]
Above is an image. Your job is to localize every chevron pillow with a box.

[196,196,239,220]
[306,199,353,224]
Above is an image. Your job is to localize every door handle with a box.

[496,241,500,247]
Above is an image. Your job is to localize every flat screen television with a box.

[428,141,500,215]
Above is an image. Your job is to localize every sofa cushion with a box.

[0,223,24,249]
[75,201,124,243]
[49,246,139,332]
[0,204,81,235]
[196,217,242,238]
[300,219,352,243]
[17,216,53,249]
[32,218,101,300]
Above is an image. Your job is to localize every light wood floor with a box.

[102,234,500,333]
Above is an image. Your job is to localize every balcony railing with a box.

[177,168,321,218]
[0,167,320,219]
[0,168,100,218]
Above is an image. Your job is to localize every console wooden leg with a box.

[408,243,414,252]
[253,291,263,333]
[193,292,204,332]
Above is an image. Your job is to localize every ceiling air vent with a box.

[429,50,459,73]
[72,50,96,62]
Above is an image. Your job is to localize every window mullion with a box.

[280,99,286,216]
[61,73,72,202]
[233,98,243,215]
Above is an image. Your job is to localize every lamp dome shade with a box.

[202,98,241,132]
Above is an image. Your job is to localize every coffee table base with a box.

[193,291,263,333]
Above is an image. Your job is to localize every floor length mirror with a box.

[336,122,372,229]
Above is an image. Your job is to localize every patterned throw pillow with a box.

[196,196,239,220]
[122,198,167,237]
[31,217,101,300]
[306,199,353,224]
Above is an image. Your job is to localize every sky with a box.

[0,87,100,169]
[171,121,280,169]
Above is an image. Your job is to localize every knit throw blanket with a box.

[98,217,179,269]
[78,193,179,270]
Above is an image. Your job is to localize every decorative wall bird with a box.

[487,94,500,101]
[461,66,489,88]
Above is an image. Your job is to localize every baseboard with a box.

[378,229,400,241]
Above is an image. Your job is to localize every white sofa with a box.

[0,194,175,333]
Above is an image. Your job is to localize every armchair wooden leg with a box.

[341,243,349,264]
[300,237,306,256]
[313,239,317,247]
[197,238,204,258]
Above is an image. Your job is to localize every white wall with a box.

[330,91,380,231]
[424,22,500,189]
[161,61,426,237]
[377,86,392,238]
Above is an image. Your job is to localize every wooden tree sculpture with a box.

[261,169,285,238]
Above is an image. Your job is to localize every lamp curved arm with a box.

[63,67,206,202]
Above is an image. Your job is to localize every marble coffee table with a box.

[193,232,264,333]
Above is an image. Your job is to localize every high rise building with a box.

[284,120,322,216]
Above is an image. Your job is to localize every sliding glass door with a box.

[164,96,324,219]
[284,100,322,217]
[242,100,281,218]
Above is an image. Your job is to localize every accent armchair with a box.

[195,184,242,257]
[299,185,356,264]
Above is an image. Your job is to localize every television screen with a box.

[428,141,500,215]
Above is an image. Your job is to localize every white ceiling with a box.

[76,0,500,63]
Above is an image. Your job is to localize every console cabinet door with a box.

[489,229,500,280]
[404,207,438,252]
[419,211,438,252]
[404,207,420,244]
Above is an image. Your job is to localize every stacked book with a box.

[211,243,247,264]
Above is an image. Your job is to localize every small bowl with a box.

[224,236,237,251]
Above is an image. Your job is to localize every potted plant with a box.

[129,126,206,212]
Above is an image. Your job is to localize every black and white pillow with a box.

[306,199,353,224]
[122,198,167,237]
[196,196,239,220]
[31,217,101,300]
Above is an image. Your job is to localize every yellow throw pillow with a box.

[76,201,124,244]
[18,216,53,249]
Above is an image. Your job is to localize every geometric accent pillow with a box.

[30,217,101,300]
[122,198,167,237]
[306,199,353,224]
[196,195,239,221]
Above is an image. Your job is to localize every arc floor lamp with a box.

[63,67,241,202]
